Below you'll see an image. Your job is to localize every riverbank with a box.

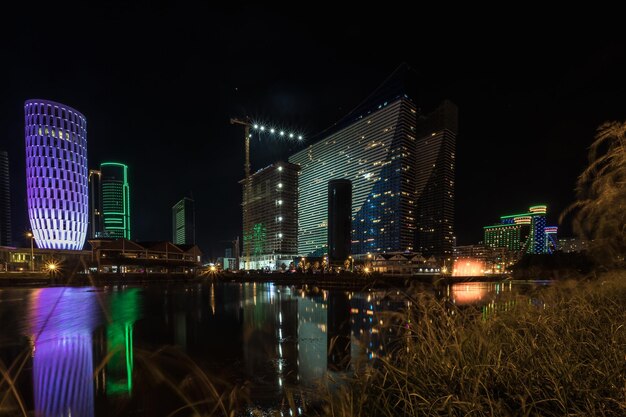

[0,271,511,289]
[313,270,626,416]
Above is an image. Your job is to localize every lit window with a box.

[278,233,283,238]
[278,216,283,221]
[277,166,283,171]
[277,183,283,188]
[277,200,283,205]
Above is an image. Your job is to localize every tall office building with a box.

[289,97,418,256]
[241,162,299,270]
[24,99,88,250]
[172,197,195,245]
[414,100,458,257]
[328,179,352,264]
[101,162,130,239]
[0,151,11,246]
[88,169,103,239]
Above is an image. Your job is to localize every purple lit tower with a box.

[25,99,88,250]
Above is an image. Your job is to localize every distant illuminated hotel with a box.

[101,162,130,239]
[25,99,88,250]
[484,205,558,254]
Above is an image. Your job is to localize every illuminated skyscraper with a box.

[414,100,457,257]
[172,197,195,245]
[25,99,88,250]
[289,97,418,256]
[88,169,103,238]
[0,150,11,246]
[101,162,130,239]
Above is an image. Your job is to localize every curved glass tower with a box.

[25,99,88,250]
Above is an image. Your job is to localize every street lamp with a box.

[26,232,34,272]
[348,255,353,272]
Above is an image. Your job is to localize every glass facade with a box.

[289,97,418,256]
[24,99,88,250]
[101,162,130,239]
[414,101,457,257]
[172,197,195,245]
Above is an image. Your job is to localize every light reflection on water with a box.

[0,280,545,416]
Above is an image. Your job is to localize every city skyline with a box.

[2,6,625,256]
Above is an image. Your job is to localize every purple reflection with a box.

[29,288,99,417]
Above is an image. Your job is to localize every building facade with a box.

[241,162,299,270]
[172,197,195,245]
[24,99,88,250]
[101,162,130,239]
[484,205,557,255]
[0,150,11,246]
[414,101,457,257]
[327,179,352,264]
[289,97,418,256]
[88,169,102,239]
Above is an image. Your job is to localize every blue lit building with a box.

[289,97,418,256]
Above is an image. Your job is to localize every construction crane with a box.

[231,117,304,270]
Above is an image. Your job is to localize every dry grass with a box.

[316,272,626,416]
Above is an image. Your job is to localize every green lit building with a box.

[484,205,557,255]
[101,162,130,239]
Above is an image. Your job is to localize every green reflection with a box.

[106,289,140,396]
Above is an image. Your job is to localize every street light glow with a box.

[289,133,294,138]
[270,128,275,133]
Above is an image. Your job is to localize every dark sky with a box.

[2,5,625,257]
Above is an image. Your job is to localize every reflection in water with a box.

[29,288,99,417]
[450,282,491,305]
[0,281,544,416]
[297,294,326,385]
[105,289,140,396]
[327,292,351,371]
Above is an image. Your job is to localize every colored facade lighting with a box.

[25,99,88,250]
[514,216,532,225]
[544,226,558,233]
[101,162,130,239]
[529,205,547,214]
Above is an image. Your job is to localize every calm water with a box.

[0,280,547,416]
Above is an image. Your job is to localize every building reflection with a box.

[327,292,350,371]
[29,288,99,417]
[105,288,140,396]
[297,293,327,385]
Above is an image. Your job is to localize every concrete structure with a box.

[24,99,88,250]
[240,162,299,270]
[371,252,440,275]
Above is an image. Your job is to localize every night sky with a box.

[2,5,625,257]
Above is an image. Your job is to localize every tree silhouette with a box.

[560,121,625,268]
